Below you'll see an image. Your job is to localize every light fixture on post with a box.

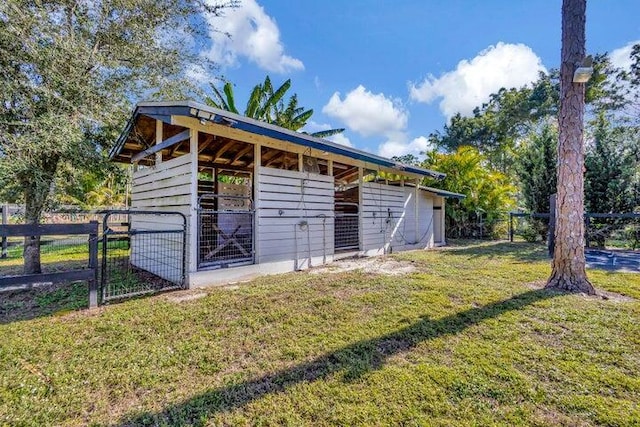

[573,55,593,83]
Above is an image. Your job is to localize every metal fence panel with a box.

[335,202,359,251]
[198,194,254,269]
[101,211,186,302]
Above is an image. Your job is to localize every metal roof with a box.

[419,185,466,199]
[110,100,446,179]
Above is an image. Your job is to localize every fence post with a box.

[88,221,99,308]
[548,194,556,258]
[509,212,513,242]
[1,203,7,259]
[584,215,590,248]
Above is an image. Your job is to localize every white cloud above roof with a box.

[409,42,546,118]
[203,0,304,73]
[378,136,432,159]
[302,120,353,147]
[322,85,408,137]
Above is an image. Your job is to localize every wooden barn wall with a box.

[361,183,435,254]
[257,166,334,268]
[416,190,435,248]
[129,155,192,283]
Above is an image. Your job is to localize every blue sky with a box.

[194,0,640,158]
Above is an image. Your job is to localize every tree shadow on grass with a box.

[0,281,89,324]
[116,288,562,426]
[442,240,548,263]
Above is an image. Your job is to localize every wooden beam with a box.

[197,134,215,154]
[171,116,427,180]
[328,159,333,176]
[131,129,190,164]
[230,145,253,165]
[0,223,98,237]
[212,140,236,162]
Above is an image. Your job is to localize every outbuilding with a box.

[110,101,464,287]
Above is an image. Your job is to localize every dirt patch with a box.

[524,280,635,302]
[309,256,417,276]
[0,281,88,324]
[165,291,208,303]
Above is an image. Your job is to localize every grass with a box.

[0,241,638,426]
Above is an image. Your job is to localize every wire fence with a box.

[335,203,359,252]
[198,194,254,269]
[101,211,186,302]
[0,207,186,320]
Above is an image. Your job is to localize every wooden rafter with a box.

[229,145,253,165]
[198,134,215,154]
[212,140,236,162]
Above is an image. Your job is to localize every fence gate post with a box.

[548,194,556,258]
[509,212,513,242]
[1,203,7,259]
[88,221,99,308]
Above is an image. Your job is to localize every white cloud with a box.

[610,40,639,71]
[184,64,210,85]
[203,0,304,73]
[378,136,432,159]
[322,85,408,137]
[327,133,353,147]
[409,42,546,118]
[301,120,353,147]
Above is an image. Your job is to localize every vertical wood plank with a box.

[415,178,420,243]
[155,120,163,165]
[188,128,199,284]
[254,142,261,263]
[327,159,333,177]
[358,167,364,252]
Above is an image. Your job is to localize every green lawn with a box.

[0,241,638,426]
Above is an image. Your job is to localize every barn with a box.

[110,101,464,287]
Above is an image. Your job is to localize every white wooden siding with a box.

[360,183,436,254]
[130,154,191,282]
[257,167,334,267]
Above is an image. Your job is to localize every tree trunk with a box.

[546,0,595,294]
[21,154,59,275]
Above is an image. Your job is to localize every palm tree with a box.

[205,76,344,138]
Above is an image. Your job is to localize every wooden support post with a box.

[188,128,199,283]
[548,193,556,258]
[88,221,99,308]
[414,178,420,244]
[155,120,163,165]
[358,167,364,252]
[1,203,7,259]
[327,159,333,176]
[509,212,514,242]
[298,152,304,172]
[253,142,261,263]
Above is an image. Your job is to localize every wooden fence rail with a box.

[0,221,99,308]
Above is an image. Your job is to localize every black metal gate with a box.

[198,194,254,269]
[101,210,186,302]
